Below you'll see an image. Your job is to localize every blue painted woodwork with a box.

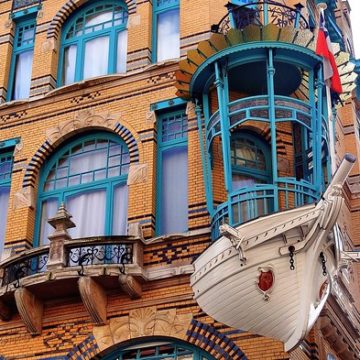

[156,108,188,235]
[34,132,129,246]
[7,15,36,101]
[58,0,128,86]
[151,0,179,63]
[102,339,215,360]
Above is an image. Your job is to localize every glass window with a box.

[60,1,128,86]
[157,109,188,235]
[36,134,130,245]
[230,133,271,189]
[0,152,13,252]
[153,0,180,62]
[102,340,215,360]
[8,18,36,101]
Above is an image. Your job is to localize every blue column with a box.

[309,69,317,183]
[315,66,324,193]
[195,100,214,216]
[214,61,232,194]
[266,48,278,211]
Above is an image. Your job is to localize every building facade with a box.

[0,0,359,359]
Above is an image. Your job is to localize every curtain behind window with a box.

[13,50,33,100]
[0,187,10,252]
[157,8,180,61]
[83,36,110,79]
[160,145,188,234]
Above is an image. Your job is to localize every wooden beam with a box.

[14,288,43,335]
[78,277,107,325]
[119,275,142,299]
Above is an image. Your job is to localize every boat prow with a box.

[190,154,356,351]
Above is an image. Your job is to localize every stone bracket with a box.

[78,277,107,325]
[14,288,43,335]
[119,275,142,299]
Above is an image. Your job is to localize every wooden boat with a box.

[190,154,355,351]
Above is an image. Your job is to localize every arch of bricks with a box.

[46,0,137,40]
[66,321,248,360]
[22,122,140,189]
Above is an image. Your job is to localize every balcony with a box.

[214,1,309,34]
[12,0,41,11]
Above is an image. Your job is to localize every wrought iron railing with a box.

[66,240,133,275]
[0,238,135,288]
[12,0,41,10]
[211,179,318,239]
[215,1,309,35]
[1,248,49,287]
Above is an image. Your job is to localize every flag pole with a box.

[317,2,338,176]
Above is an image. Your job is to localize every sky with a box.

[348,0,360,58]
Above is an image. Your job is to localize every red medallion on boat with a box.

[258,269,274,292]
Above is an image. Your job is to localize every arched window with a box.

[101,339,215,359]
[59,1,128,86]
[36,133,130,246]
[230,132,272,190]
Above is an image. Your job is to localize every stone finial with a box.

[48,203,75,231]
[47,203,75,270]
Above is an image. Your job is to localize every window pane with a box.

[69,147,107,175]
[83,36,109,79]
[39,199,58,246]
[12,50,33,100]
[0,187,10,252]
[112,184,128,235]
[67,189,106,238]
[160,145,188,234]
[117,30,127,73]
[85,10,113,27]
[63,45,77,85]
[157,8,180,61]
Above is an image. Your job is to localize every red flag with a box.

[315,9,342,94]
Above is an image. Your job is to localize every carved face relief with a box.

[129,307,156,337]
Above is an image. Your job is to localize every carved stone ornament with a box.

[186,101,196,116]
[145,110,156,124]
[128,14,140,27]
[13,187,35,209]
[256,266,275,301]
[127,164,148,185]
[45,111,119,145]
[93,307,193,352]
[14,288,43,335]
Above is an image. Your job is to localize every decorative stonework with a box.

[146,110,156,124]
[47,0,137,40]
[127,164,148,185]
[13,187,35,209]
[22,114,140,189]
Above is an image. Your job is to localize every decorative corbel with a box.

[119,275,142,299]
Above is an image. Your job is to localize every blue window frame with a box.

[58,1,128,86]
[230,132,272,189]
[35,133,130,246]
[0,151,14,252]
[156,108,188,235]
[8,16,36,101]
[152,0,180,63]
[102,339,215,360]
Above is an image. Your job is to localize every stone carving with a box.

[129,307,156,337]
[14,288,43,335]
[42,39,55,52]
[93,307,193,352]
[186,101,196,117]
[146,110,156,124]
[128,14,140,27]
[127,164,148,185]
[13,187,35,209]
[154,309,177,336]
[14,139,23,156]
[119,275,142,299]
[110,316,130,344]
[93,325,113,352]
[45,111,119,145]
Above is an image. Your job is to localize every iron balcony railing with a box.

[12,0,41,10]
[211,179,318,239]
[0,237,135,287]
[214,1,309,35]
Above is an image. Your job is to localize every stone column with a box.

[46,203,75,270]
